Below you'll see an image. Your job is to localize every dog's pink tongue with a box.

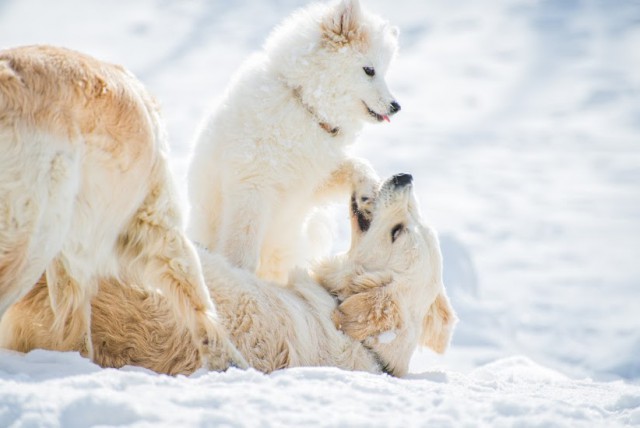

[383,115,390,122]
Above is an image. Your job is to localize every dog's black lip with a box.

[362,101,385,122]
[351,194,371,232]
[362,341,394,376]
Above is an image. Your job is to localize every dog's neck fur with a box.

[285,80,340,137]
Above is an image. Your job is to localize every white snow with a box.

[2,351,639,426]
[1,0,639,426]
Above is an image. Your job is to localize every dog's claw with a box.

[351,193,373,232]
[354,188,376,229]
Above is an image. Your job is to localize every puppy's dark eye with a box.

[363,66,375,77]
[391,224,404,242]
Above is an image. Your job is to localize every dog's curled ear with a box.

[420,290,457,353]
[322,0,365,48]
[332,286,402,341]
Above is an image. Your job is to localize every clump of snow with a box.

[0,0,638,425]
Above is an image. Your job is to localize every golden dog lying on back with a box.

[1,174,456,376]
[0,45,244,370]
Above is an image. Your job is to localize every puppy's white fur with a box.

[1,176,455,376]
[0,45,244,369]
[189,0,401,282]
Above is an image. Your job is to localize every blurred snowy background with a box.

[1,0,639,425]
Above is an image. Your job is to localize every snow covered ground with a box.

[1,0,639,426]
[2,351,640,426]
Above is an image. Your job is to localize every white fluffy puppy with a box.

[189,0,401,281]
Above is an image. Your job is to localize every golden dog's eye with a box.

[391,223,404,242]
[363,66,375,77]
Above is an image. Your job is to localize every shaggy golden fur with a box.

[0,45,244,370]
[0,175,456,376]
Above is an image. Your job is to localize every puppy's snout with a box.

[389,101,401,115]
[392,173,412,188]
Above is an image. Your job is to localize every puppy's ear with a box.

[420,290,457,353]
[322,0,365,48]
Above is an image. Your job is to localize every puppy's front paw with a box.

[351,180,378,232]
[332,288,402,341]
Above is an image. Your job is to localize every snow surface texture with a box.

[0,0,639,426]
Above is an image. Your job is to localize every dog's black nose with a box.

[392,173,412,187]
[389,101,401,114]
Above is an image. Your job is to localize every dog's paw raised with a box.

[333,288,402,341]
[351,187,376,232]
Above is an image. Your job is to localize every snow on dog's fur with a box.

[0,175,455,376]
[189,0,401,282]
[0,45,245,370]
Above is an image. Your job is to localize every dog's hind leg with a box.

[0,134,95,357]
[45,257,95,357]
[0,129,80,317]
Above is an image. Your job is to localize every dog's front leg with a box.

[348,157,381,225]
[218,186,272,273]
[315,157,380,221]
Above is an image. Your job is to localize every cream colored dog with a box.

[0,45,244,370]
[0,174,455,376]
[189,0,401,282]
